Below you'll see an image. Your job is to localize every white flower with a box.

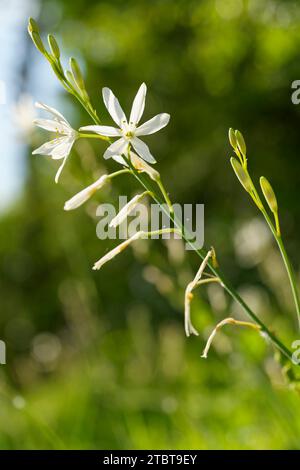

[64,174,108,211]
[80,83,170,164]
[32,102,78,183]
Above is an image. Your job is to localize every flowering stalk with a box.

[28,19,295,363]
[229,129,300,330]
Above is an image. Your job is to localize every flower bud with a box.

[260,176,278,214]
[235,130,246,156]
[30,31,46,54]
[48,34,60,59]
[69,57,85,90]
[230,157,252,193]
[28,18,39,34]
[228,128,237,149]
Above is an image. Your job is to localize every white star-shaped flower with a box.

[80,83,170,164]
[32,102,78,182]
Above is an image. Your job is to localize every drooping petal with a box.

[64,174,108,210]
[103,138,128,160]
[131,137,156,163]
[135,113,170,136]
[79,125,121,137]
[102,87,127,127]
[112,155,127,166]
[55,155,69,183]
[35,102,70,125]
[129,83,147,125]
[32,137,67,157]
[34,118,71,134]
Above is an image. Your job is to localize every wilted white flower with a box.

[80,83,170,164]
[114,151,160,181]
[64,174,108,211]
[33,102,78,182]
[184,250,213,337]
[93,231,143,270]
[201,317,260,359]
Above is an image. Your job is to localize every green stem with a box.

[79,132,109,142]
[61,72,293,362]
[248,176,300,330]
[128,167,293,362]
[156,176,174,213]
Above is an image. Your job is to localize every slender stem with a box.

[247,175,300,330]
[129,167,293,362]
[108,168,131,180]
[79,132,109,142]
[156,176,174,213]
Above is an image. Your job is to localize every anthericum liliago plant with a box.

[28,18,300,383]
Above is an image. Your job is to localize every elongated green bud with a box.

[235,130,246,156]
[228,128,237,149]
[31,31,46,54]
[260,177,278,213]
[230,157,252,193]
[48,34,60,59]
[70,57,85,90]
[28,18,46,54]
[28,18,39,34]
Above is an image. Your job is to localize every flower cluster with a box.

[33,83,169,186]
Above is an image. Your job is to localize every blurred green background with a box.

[1,0,300,449]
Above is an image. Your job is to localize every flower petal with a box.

[129,83,147,125]
[52,136,75,160]
[79,125,121,137]
[103,138,128,160]
[34,118,71,134]
[112,155,128,166]
[32,137,68,156]
[55,155,69,183]
[102,87,127,127]
[131,137,156,163]
[35,102,70,125]
[135,113,170,136]
[130,152,159,181]
[64,174,108,210]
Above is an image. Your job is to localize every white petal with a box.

[64,175,108,210]
[79,125,121,137]
[109,193,147,228]
[51,136,75,160]
[130,152,159,181]
[32,137,67,157]
[55,155,69,183]
[131,137,156,163]
[35,102,70,125]
[34,118,71,134]
[129,83,147,125]
[135,113,170,136]
[102,87,127,127]
[112,155,128,166]
[103,138,128,160]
